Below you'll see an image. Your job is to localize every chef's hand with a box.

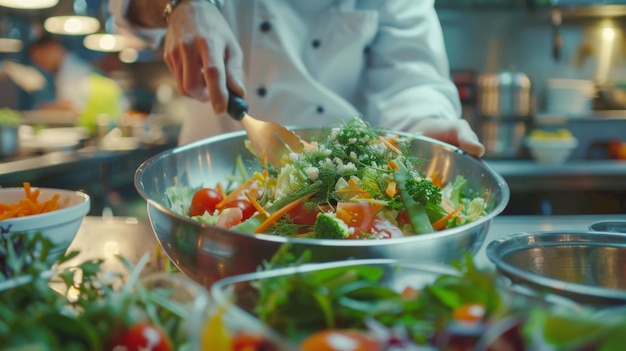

[415,117,485,157]
[163,0,245,114]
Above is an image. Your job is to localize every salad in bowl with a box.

[165,117,488,239]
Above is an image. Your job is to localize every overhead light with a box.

[43,0,99,35]
[83,33,129,52]
[0,0,58,9]
[119,48,138,63]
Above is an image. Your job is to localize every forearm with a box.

[126,0,170,28]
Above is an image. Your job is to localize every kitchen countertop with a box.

[486,159,626,191]
[68,214,624,275]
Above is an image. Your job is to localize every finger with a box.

[456,120,485,157]
[198,38,228,114]
[224,44,246,97]
[181,41,209,101]
[164,47,186,95]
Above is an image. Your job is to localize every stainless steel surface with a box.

[134,128,510,288]
[0,125,18,157]
[487,160,626,192]
[589,219,626,233]
[486,230,626,307]
[481,116,527,159]
[597,85,626,110]
[476,70,532,159]
[477,70,532,117]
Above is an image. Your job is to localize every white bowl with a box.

[0,187,90,260]
[526,137,578,165]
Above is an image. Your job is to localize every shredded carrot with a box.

[429,172,444,189]
[244,191,270,217]
[254,192,315,234]
[261,149,268,169]
[216,177,258,209]
[388,159,400,171]
[348,177,358,187]
[0,182,61,221]
[216,183,226,199]
[385,180,397,197]
[432,209,460,231]
[379,136,402,155]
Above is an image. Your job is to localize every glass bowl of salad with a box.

[135,117,509,288]
[207,255,596,351]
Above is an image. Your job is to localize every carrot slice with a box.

[244,191,270,217]
[254,192,315,234]
[432,209,459,231]
[216,177,258,209]
[385,180,397,197]
[379,136,402,155]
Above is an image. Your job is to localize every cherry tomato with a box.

[231,332,269,351]
[189,188,223,217]
[286,203,325,225]
[370,218,404,239]
[300,330,382,351]
[112,322,172,351]
[401,286,419,300]
[336,202,374,235]
[217,207,243,229]
[223,199,256,220]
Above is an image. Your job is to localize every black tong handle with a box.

[227,90,248,121]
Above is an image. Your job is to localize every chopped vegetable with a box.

[0,232,199,350]
[165,117,488,239]
[313,212,353,239]
[0,182,61,220]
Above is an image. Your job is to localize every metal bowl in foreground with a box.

[486,231,626,307]
[588,219,626,234]
[135,128,509,288]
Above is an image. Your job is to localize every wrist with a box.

[164,0,219,24]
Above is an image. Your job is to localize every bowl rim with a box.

[486,230,626,302]
[210,258,460,304]
[0,187,90,227]
[135,127,510,247]
[588,219,626,233]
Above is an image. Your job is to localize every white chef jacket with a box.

[110,0,461,145]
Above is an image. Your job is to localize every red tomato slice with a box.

[336,202,374,235]
[370,218,404,239]
[217,207,243,228]
[397,211,410,225]
[189,188,223,217]
[300,329,382,351]
[286,202,325,225]
[112,322,172,351]
[231,332,269,351]
[223,199,256,221]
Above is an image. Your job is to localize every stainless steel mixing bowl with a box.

[135,128,509,288]
[487,231,626,307]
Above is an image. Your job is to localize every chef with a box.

[28,36,126,135]
[109,0,485,156]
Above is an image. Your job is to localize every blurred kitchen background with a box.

[0,0,625,217]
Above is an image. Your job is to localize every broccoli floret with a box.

[313,213,352,239]
[405,177,442,206]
